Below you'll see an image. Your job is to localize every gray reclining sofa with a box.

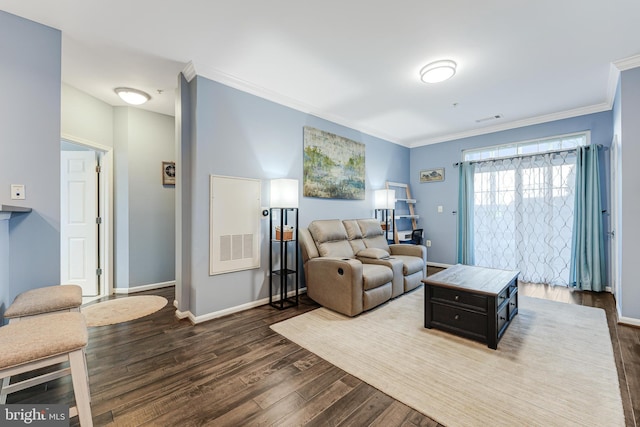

[299,218,427,316]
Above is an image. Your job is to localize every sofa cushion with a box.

[308,219,355,258]
[342,220,367,253]
[393,255,425,275]
[342,220,363,240]
[357,218,392,252]
[357,218,385,238]
[317,241,355,258]
[362,264,393,290]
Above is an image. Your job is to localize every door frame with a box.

[610,134,622,314]
[61,134,114,298]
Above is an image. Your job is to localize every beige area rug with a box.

[82,295,168,327]
[271,288,624,427]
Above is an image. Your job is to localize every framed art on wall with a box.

[420,168,445,183]
[303,126,365,200]
[162,161,175,185]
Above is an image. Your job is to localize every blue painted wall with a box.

[62,86,176,292]
[182,76,409,317]
[113,107,176,289]
[409,111,613,266]
[61,83,114,148]
[0,11,61,320]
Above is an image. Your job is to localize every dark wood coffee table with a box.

[423,264,519,349]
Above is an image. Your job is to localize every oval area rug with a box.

[82,295,168,327]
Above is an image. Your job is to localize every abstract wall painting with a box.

[303,126,365,200]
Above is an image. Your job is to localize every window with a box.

[462,132,587,286]
[463,132,589,162]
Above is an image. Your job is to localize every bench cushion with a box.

[0,312,88,369]
[4,285,82,318]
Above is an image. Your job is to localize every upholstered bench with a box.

[0,312,92,426]
[4,284,82,322]
[2,284,85,407]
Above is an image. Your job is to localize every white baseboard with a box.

[173,300,196,323]
[177,288,307,325]
[174,308,196,323]
[114,280,175,294]
[618,316,640,327]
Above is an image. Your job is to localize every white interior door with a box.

[61,150,98,296]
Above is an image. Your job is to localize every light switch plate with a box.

[11,184,25,200]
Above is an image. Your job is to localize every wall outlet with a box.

[426,240,432,247]
[11,184,25,200]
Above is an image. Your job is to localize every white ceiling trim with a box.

[605,63,621,109]
[186,54,636,150]
[182,62,197,83]
[613,54,640,71]
[191,61,405,146]
[408,102,612,148]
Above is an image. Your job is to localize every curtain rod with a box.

[453,144,605,167]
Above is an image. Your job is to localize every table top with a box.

[423,264,519,296]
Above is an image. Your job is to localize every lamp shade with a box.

[374,189,395,209]
[270,178,299,208]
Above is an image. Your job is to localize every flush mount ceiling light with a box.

[419,60,457,83]
[114,87,151,105]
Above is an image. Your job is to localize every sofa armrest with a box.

[306,257,364,316]
[389,244,427,261]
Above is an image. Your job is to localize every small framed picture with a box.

[420,168,445,183]
[162,161,176,185]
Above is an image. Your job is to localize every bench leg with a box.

[69,349,93,427]
[0,376,9,404]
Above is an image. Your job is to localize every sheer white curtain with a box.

[473,151,576,286]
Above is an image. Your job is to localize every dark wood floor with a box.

[7,266,639,426]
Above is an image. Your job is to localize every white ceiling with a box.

[2,1,639,147]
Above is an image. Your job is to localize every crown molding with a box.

[605,62,621,109]
[186,60,622,150]
[189,61,405,146]
[407,102,612,148]
[613,54,640,71]
[181,61,197,82]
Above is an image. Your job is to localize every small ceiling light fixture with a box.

[114,87,151,105]
[420,60,457,84]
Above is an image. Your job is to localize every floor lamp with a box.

[374,189,395,242]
